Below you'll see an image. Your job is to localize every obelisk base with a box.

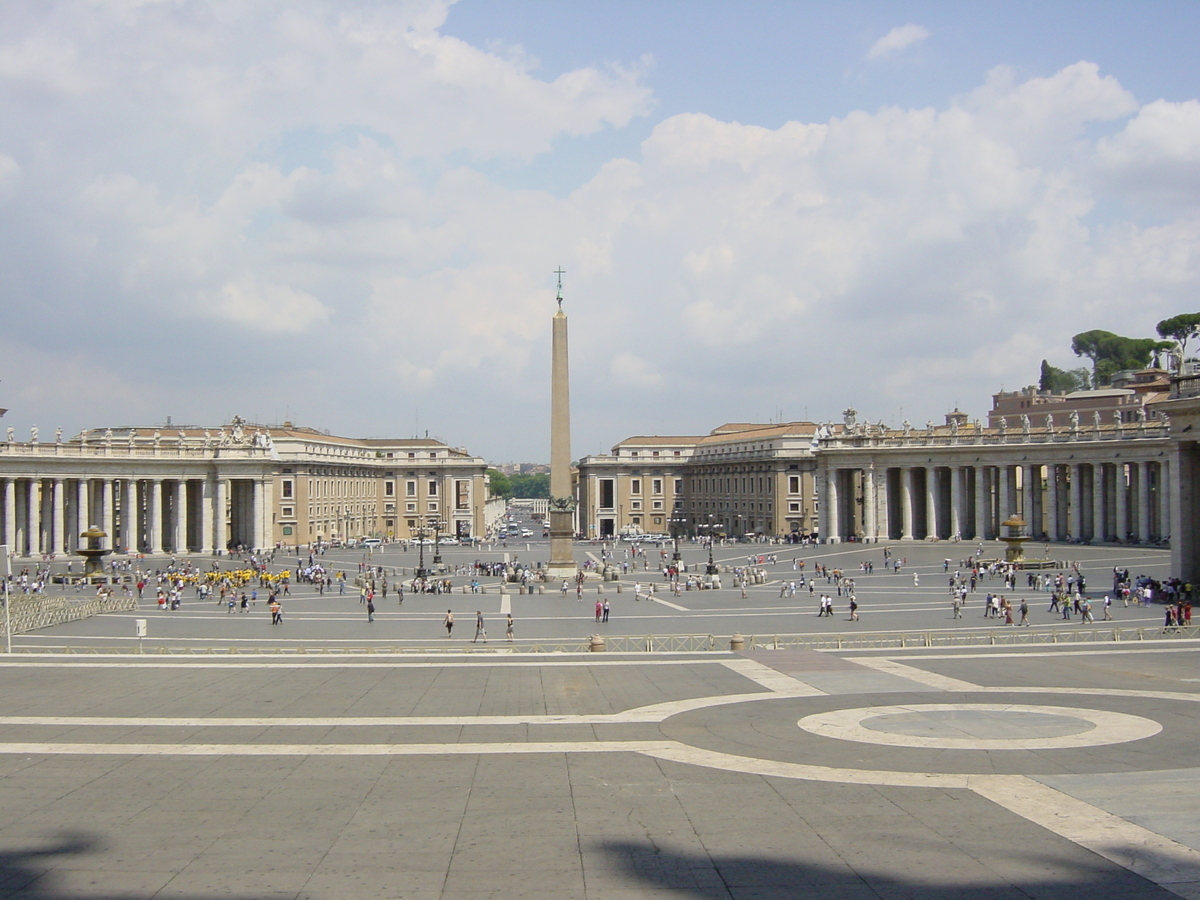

[545,509,577,579]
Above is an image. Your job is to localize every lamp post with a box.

[414,522,429,579]
[668,514,685,566]
[703,515,718,576]
[431,518,443,566]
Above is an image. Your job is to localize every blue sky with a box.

[1,1,1198,462]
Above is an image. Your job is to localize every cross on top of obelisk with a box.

[554,267,565,310]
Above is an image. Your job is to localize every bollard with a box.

[589,634,606,652]
[730,632,745,651]
[539,585,545,595]
[617,584,622,593]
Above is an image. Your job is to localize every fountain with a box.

[77,525,112,576]
[998,515,1056,569]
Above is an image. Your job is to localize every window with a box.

[789,476,800,494]
[428,480,438,496]
[406,503,416,512]
[406,480,416,497]
[385,481,395,497]
[674,479,683,495]
[652,500,663,510]
[455,480,470,511]
[630,479,641,495]
[281,507,293,517]
[427,502,439,512]
[789,502,800,513]
[652,479,662,495]
[600,479,615,509]
[630,500,642,511]
[281,480,293,499]
[631,451,639,458]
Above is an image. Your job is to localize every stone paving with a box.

[0,539,1193,898]
[0,638,1196,898]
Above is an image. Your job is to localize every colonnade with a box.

[0,475,272,558]
[819,457,1170,545]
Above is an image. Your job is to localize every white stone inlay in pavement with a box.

[719,657,828,693]
[798,703,1162,750]
[852,657,980,691]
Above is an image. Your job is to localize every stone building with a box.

[0,420,490,557]
[575,423,821,540]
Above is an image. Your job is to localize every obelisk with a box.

[546,268,577,578]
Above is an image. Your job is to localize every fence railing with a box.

[11,623,1199,655]
[5,594,138,634]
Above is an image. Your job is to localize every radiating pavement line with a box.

[852,657,980,691]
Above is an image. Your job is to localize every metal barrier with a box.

[10,624,1200,655]
[5,594,138,634]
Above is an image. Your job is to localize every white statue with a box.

[999,416,1008,433]
[5,426,13,443]
[902,419,912,435]
[1021,414,1031,432]
[1045,413,1054,432]
[103,428,113,445]
[1069,410,1079,431]
[177,430,186,444]
[152,429,161,446]
[950,418,959,435]
[1093,410,1102,428]
[30,425,38,443]
[842,408,857,429]
[1137,406,1147,422]
[203,430,212,448]
[55,426,62,443]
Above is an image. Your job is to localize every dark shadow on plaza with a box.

[0,832,270,900]
[595,838,1185,899]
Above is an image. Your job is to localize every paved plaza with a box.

[0,540,1196,898]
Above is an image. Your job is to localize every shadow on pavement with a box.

[595,838,1184,899]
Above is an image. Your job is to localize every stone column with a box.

[996,465,1011,522]
[121,480,137,553]
[51,479,65,555]
[173,480,187,553]
[251,478,266,551]
[1,478,14,551]
[826,469,841,543]
[949,466,962,539]
[200,476,214,554]
[1091,464,1106,542]
[1137,461,1152,543]
[547,298,576,575]
[863,466,877,542]
[1159,461,1171,541]
[925,468,938,540]
[1115,463,1129,543]
[101,479,115,544]
[27,479,41,557]
[1046,465,1060,542]
[973,466,989,540]
[148,478,164,554]
[214,478,228,554]
[901,467,915,540]
[1068,463,1083,541]
[1022,464,1038,536]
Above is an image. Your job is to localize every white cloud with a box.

[867,24,930,61]
[0,2,1197,461]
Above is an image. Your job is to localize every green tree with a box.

[1071,330,1172,386]
[1156,313,1200,371]
[509,473,550,499]
[487,469,513,499]
[1039,360,1090,392]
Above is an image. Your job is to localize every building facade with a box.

[576,424,821,540]
[0,420,490,557]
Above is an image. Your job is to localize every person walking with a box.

[367,598,375,623]
[595,598,603,622]
[1019,599,1029,626]
[848,597,859,621]
[602,599,610,622]
[505,613,514,642]
[473,610,487,643]
[444,610,454,637]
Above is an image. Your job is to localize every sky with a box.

[2,1,1199,463]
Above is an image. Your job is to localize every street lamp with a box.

[668,514,686,566]
[414,522,429,579]
[703,515,718,576]
[431,518,443,566]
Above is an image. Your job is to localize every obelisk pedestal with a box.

[545,279,577,579]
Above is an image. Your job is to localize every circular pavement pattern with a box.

[797,702,1162,750]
